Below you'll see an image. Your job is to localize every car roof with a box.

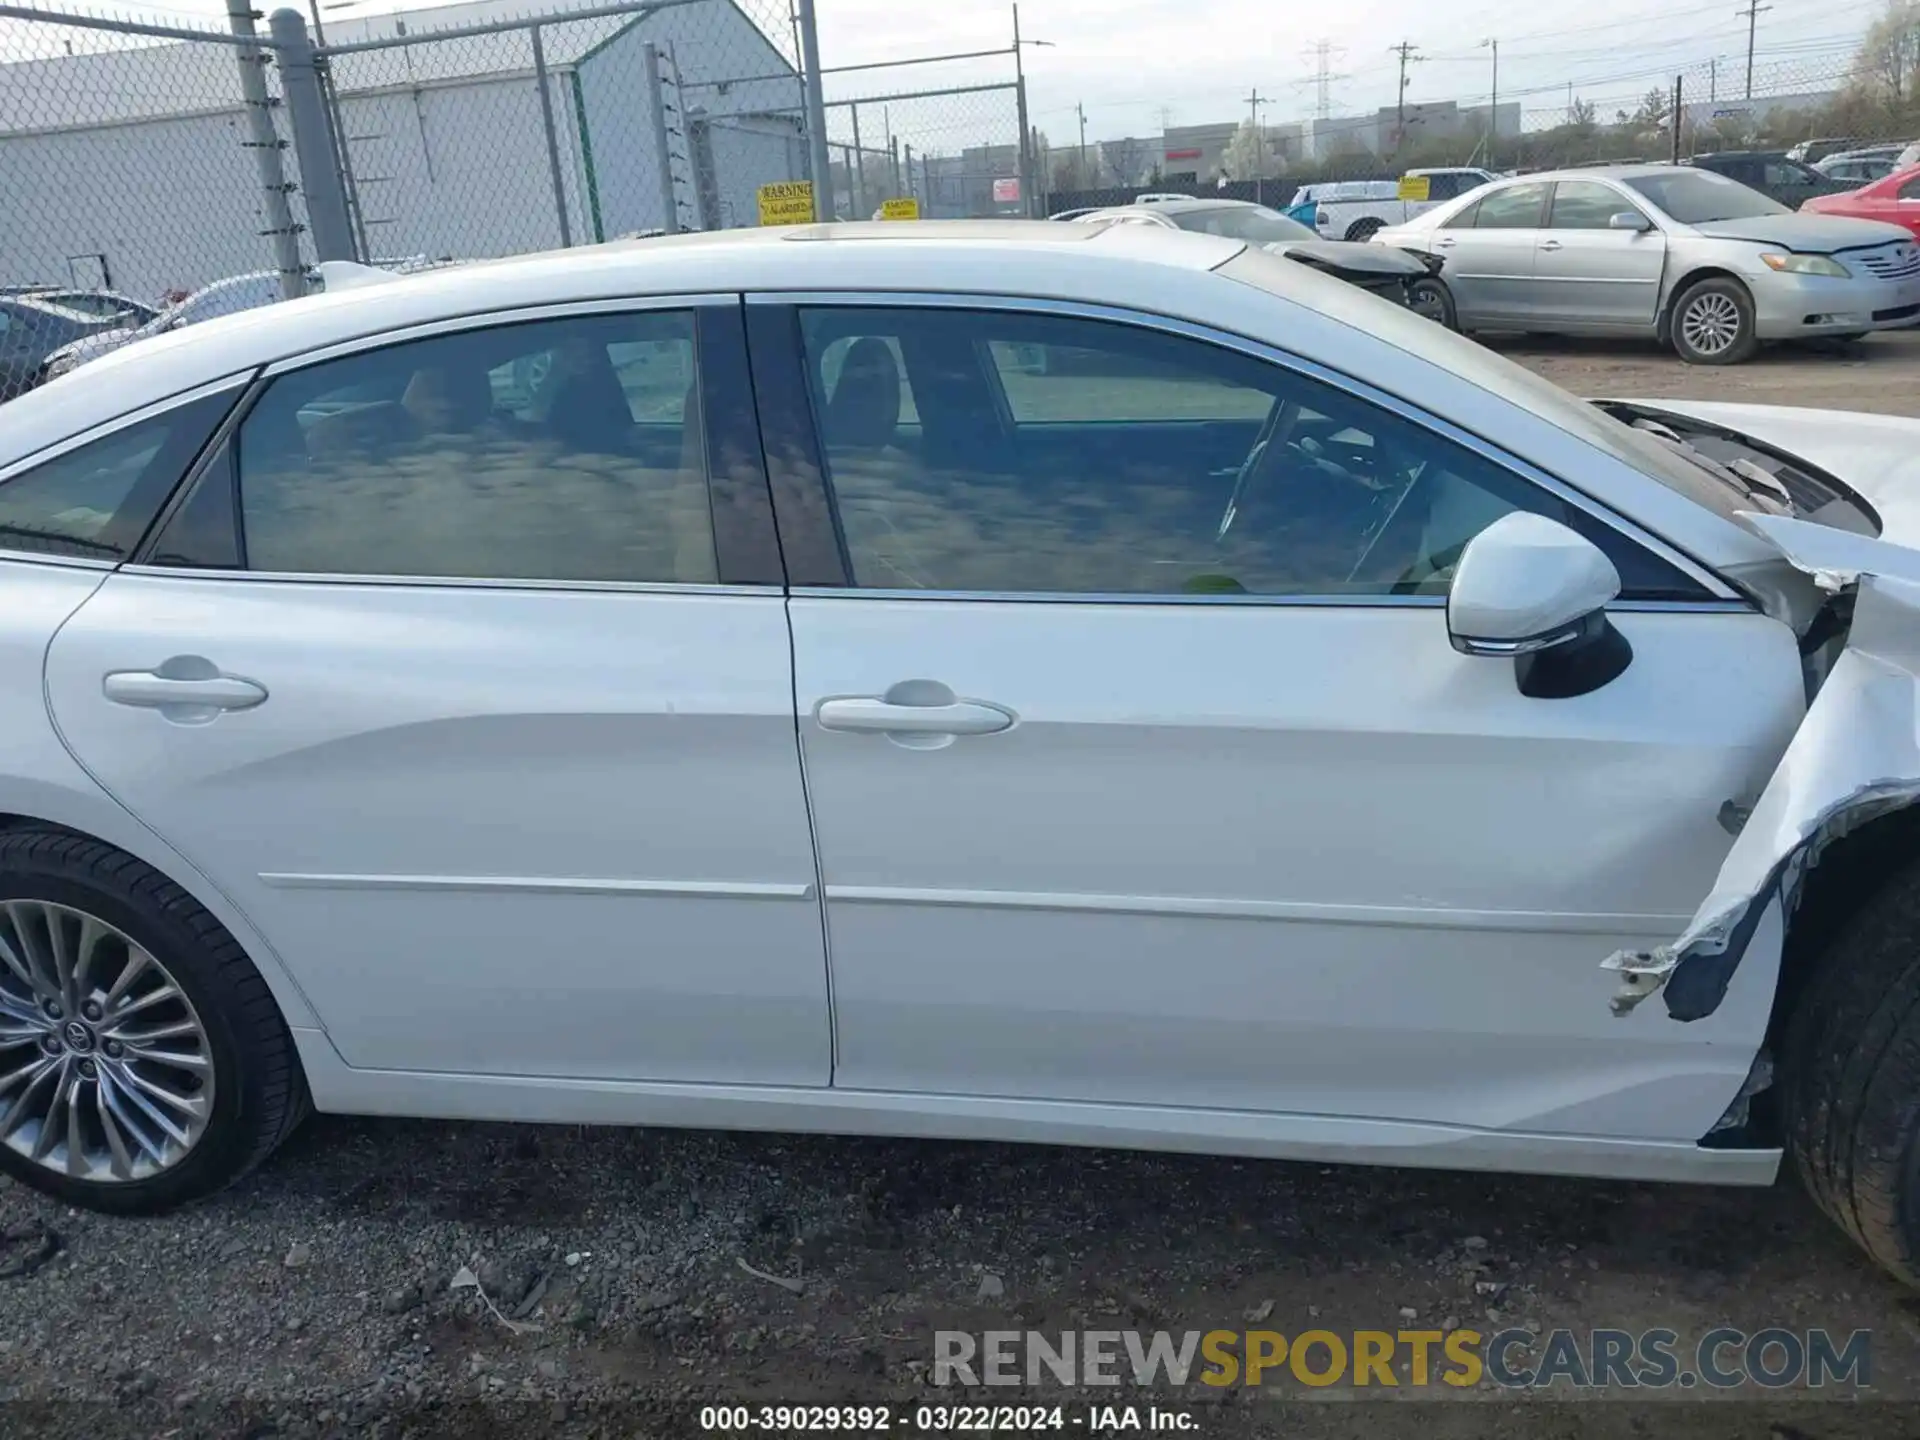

[1487,164,1691,184]
[2,221,1247,461]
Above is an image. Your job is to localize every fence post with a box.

[231,1,306,296]
[267,9,353,267]
[643,42,682,234]
[849,103,867,218]
[1671,73,1684,163]
[528,25,575,247]
[795,0,835,220]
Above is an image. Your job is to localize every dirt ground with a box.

[5,331,1920,1439]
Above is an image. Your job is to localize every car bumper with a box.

[1750,270,1920,337]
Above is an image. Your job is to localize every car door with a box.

[750,296,1806,1143]
[1532,180,1666,329]
[45,299,832,1085]
[1429,180,1548,325]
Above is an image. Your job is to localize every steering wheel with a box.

[1217,398,1301,542]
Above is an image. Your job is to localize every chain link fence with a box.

[0,4,307,306]
[821,81,1024,220]
[316,0,806,256]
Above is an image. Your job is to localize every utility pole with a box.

[1247,88,1266,203]
[1076,101,1088,190]
[1737,0,1771,100]
[1710,56,1717,103]
[1480,38,1498,170]
[1012,3,1035,215]
[1389,41,1422,157]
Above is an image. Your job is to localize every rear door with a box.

[1430,180,1548,324]
[1532,180,1665,329]
[46,299,831,1085]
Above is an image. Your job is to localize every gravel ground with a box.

[7,329,1920,1439]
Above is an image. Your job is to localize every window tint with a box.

[1425,173,1465,201]
[1473,183,1549,230]
[798,306,1702,600]
[1901,175,1920,200]
[1550,181,1635,229]
[0,393,234,560]
[1443,197,1483,229]
[1765,160,1814,186]
[232,310,715,583]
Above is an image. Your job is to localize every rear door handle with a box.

[816,698,1014,737]
[1539,239,1564,251]
[103,669,267,713]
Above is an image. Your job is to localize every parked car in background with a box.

[1373,164,1920,363]
[35,258,453,384]
[1787,136,1873,164]
[1685,151,1853,208]
[1289,168,1498,242]
[1814,147,1904,184]
[1801,165,1920,240]
[1047,207,1102,221]
[0,296,126,403]
[0,288,157,328]
[1076,199,1436,309]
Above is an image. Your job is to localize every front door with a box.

[1533,180,1666,329]
[757,298,1806,1143]
[46,301,831,1085]
[1431,180,1549,325]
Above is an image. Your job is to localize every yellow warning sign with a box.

[758,181,816,226]
[879,197,921,220]
[1396,173,1431,202]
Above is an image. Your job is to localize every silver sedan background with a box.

[1374,164,1920,364]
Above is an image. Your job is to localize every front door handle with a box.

[816,698,1013,736]
[1432,236,1457,248]
[1539,239,1564,251]
[103,666,267,714]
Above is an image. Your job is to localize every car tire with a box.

[0,828,307,1214]
[1780,856,1920,1285]
[1669,276,1758,365]
[1408,276,1457,329]
[1344,218,1384,243]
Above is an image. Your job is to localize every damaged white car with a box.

[0,221,1916,1283]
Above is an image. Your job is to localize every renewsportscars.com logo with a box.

[933,1327,1872,1390]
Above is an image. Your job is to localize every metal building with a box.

[0,0,804,300]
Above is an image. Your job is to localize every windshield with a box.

[1169,205,1318,244]
[1622,170,1788,223]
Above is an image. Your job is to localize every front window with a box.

[795,305,1702,600]
[1623,170,1788,222]
[1470,182,1549,229]
[1166,205,1318,245]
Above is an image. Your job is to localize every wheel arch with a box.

[1656,265,1751,343]
[0,784,322,1032]
[1766,803,1920,1055]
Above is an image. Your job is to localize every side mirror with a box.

[1608,211,1652,232]
[1447,513,1633,699]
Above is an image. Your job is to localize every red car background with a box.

[1802,165,1920,238]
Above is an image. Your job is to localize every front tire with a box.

[0,829,306,1214]
[1669,276,1758,365]
[1781,856,1920,1285]
[1408,276,1457,328]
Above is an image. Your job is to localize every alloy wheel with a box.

[1680,292,1743,357]
[0,901,214,1182]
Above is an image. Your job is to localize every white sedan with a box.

[1,220,1919,1284]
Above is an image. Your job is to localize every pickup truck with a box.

[1288,167,1498,242]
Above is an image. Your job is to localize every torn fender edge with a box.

[1606,514,1920,1021]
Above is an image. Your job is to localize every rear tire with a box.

[0,829,307,1214]
[1344,218,1385,243]
[1780,856,1920,1285]
[1669,276,1759,365]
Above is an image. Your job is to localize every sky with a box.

[13,0,1897,145]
